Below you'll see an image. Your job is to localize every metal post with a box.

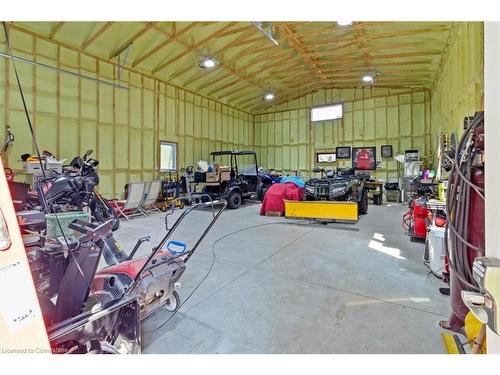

[0,51,128,90]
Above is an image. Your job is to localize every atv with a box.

[257,167,282,201]
[304,167,369,214]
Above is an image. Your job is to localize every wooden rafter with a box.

[333,77,431,84]
[298,22,388,41]
[241,56,308,84]
[211,55,312,100]
[152,23,237,74]
[224,89,261,104]
[215,81,257,102]
[248,83,325,112]
[233,68,313,102]
[195,69,237,92]
[314,51,442,65]
[353,24,372,81]
[216,24,255,38]
[322,68,434,77]
[224,48,292,80]
[276,23,331,85]
[11,20,455,113]
[317,59,434,71]
[334,41,440,55]
[305,25,451,47]
[147,22,270,96]
[195,70,234,91]
[49,22,65,39]
[207,75,248,97]
[197,39,292,95]
[109,22,156,59]
[131,22,197,67]
[81,22,113,50]
[176,28,258,86]
[181,37,266,89]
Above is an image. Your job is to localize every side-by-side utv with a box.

[201,151,260,209]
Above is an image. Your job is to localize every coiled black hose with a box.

[443,112,484,292]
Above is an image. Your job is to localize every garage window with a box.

[160,141,177,171]
[311,103,343,122]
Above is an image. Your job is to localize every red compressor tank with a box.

[446,167,484,331]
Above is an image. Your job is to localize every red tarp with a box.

[260,182,304,216]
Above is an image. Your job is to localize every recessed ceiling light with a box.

[263,92,275,101]
[362,74,375,83]
[198,57,217,70]
[337,21,353,26]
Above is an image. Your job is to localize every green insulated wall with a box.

[0,27,253,198]
[431,22,484,140]
[254,87,432,181]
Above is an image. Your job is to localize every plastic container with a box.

[427,225,446,276]
[23,160,63,174]
[46,211,91,240]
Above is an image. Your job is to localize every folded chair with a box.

[140,180,162,215]
[110,181,147,220]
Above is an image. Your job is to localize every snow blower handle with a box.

[167,240,187,255]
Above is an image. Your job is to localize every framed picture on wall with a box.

[316,152,336,163]
[381,145,393,158]
[352,147,377,170]
[336,146,351,159]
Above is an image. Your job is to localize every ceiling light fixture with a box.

[198,57,217,70]
[362,73,375,84]
[262,92,275,102]
[337,21,353,26]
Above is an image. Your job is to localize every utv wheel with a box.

[358,189,368,215]
[164,291,180,312]
[227,191,242,209]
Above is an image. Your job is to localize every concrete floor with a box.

[113,201,450,353]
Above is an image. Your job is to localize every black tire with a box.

[258,185,270,202]
[358,188,368,215]
[92,199,120,231]
[164,290,180,312]
[227,190,242,209]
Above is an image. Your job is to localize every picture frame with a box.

[404,149,419,162]
[381,145,393,158]
[352,146,377,171]
[316,152,336,163]
[335,146,351,159]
